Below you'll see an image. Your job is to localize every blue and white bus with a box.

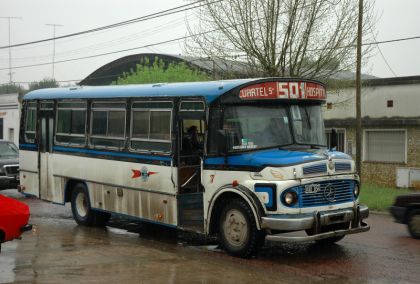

[19,78,369,257]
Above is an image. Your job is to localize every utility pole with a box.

[45,23,63,78]
[0,16,22,83]
[356,0,363,180]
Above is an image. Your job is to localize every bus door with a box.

[38,101,55,201]
[177,100,205,232]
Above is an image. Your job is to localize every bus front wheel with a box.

[70,183,110,226]
[218,198,264,258]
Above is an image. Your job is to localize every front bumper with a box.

[261,205,370,243]
[389,205,406,224]
[0,176,19,189]
[20,224,33,233]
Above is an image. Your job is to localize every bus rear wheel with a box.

[71,183,110,226]
[218,198,264,258]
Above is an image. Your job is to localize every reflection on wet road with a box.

[1,190,419,283]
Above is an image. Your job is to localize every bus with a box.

[19,78,370,257]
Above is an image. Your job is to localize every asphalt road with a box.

[1,190,419,283]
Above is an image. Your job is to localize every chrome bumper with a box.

[262,205,370,243]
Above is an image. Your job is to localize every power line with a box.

[0,29,218,71]
[368,26,398,77]
[0,0,221,50]
[1,16,187,62]
[4,33,419,73]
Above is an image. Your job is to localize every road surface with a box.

[1,190,419,283]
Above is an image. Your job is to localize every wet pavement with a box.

[1,189,420,283]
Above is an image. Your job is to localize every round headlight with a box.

[354,184,360,197]
[283,191,297,206]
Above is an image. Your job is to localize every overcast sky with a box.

[1,0,420,86]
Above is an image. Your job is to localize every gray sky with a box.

[1,0,420,86]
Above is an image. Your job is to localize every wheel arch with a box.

[404,204,420,223]
[64,179,89,203]
[206,184,266,235]
[0,228,5,243]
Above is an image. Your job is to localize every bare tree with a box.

[185,0,375,81]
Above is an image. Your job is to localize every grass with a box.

[359,183,412,212]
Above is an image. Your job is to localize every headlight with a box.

[354,184,360,197]
[282,191,298,206]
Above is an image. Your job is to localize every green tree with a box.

[0,83,23,95]
[113,59,211,85]
[28,78,58,92]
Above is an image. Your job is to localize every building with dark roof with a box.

[79,53,250,86]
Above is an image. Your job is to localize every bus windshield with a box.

[222,104,326,151]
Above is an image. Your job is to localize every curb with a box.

[370,210,390,216]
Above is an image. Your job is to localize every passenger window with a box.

[90,102,126,148]
[56,101,87,145]
[181,119,205,155]
[24,102,37,143]
[130,101,172,152]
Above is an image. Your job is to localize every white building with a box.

[0,93,20,146]
[324,76,420,187]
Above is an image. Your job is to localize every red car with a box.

[0,194,32,252]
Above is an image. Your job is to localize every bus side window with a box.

[24,102,37,143]
[90,102,126,148]
[130,101,173,153]
[56,101,87,146]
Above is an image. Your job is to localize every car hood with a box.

[394,193,420,207]
[0,158,19,166]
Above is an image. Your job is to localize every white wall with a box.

[324,83,420,120]
[0,93,20,146]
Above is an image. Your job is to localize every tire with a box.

[218,198,264,258]
[71,183,110,227]
[307,222,349,245]
[407,209,420,239]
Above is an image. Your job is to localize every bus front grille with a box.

[298,180,354,207]
[4,165,19,176]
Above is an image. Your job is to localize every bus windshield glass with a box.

[222,104,326,151]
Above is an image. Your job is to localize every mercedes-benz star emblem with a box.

[324,183,336,202]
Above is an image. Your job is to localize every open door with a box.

[177,100,206,232]
[38,102,55,201]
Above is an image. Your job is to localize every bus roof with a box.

[22,79,257,103]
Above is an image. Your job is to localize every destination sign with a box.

[239,81,326,101]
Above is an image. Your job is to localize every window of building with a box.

[364,129,406,163]
[24,102,37,143]
[130,101,172,152]
[56,101,87,145]
[325,128,346,152]
[90,102,126,148]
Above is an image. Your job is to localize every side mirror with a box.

[330,128,338,150]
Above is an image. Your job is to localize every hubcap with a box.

[223,209,248,247]
[75,192,88,218]
[410,215,420,235]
